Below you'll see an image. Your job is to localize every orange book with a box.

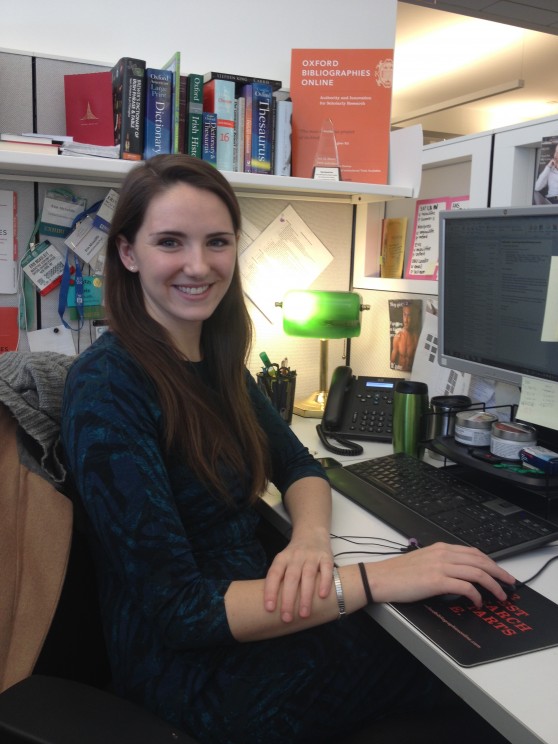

[290,49,393,184]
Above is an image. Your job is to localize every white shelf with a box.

[351,132,494,295]
[0,151,414,204]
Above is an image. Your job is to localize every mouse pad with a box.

[389,583,558,666]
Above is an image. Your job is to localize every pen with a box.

[259,351,272,368]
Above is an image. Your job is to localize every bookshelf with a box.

[0,151,414,205]
[352,131,493,295]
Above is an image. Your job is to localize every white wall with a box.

[1,0,397,84]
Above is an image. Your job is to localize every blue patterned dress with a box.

[61,332,440,743]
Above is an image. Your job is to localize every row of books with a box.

[62,57,293,176]
[1,50,393,185]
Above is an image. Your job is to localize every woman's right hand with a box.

[363,542,516,608]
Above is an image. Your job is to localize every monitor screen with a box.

[438,205,558,391]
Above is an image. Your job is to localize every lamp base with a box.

[293,390,327,419]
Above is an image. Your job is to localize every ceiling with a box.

[393,1,558,141]
[400,0,558,35]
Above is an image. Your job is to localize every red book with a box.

[0,308,19,353]
[64,71,115,146]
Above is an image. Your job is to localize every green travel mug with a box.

[393,380,429,458]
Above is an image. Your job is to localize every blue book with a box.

[202,112,217,165]
[143,68,173,159]
[242,82,273,174]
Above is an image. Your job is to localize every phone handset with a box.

[316,366,364,457]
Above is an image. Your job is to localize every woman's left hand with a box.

[263,528,334,623]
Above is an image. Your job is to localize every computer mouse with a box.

[438,580,517,604]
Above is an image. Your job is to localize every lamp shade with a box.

[280,290,362,339]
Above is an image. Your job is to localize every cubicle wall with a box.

[0,50,112,350]
[0,51,33,133]
[349,132,492,382]
[349,116,558,404]
[0,53,34,330]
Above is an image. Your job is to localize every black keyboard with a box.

[326,453,558,559]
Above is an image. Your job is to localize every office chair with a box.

[0,383,198,744]
[0,506,199,744]
[0,675,195,744]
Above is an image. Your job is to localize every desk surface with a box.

[285,416,558,744]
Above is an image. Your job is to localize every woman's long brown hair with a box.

[104,154,270,503]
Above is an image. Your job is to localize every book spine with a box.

[203,71,283,92]
[178,75,188,153]
[250,83,273,174]
[242,85,253,173]
[143,69,173,159]
[202,112,217,165]
[161,52,181,153]
[112,57,146,160]
[270,95,277,176]
[272,99,293,176]
[0,141,60,155]
[203,79,235,172]
[187,73,203,159]
[234,95,245,173]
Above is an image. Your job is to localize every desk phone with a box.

[316,367,403,455]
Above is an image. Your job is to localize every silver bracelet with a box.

[332,566,346,620]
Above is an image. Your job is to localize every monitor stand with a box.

[427,437,558,523]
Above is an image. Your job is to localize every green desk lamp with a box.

[276,289,369,418]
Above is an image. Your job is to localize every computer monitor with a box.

[438,205,558,446]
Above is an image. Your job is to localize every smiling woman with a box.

[60,154,515,744]
[114,181,238,360]
[101,155,260,502]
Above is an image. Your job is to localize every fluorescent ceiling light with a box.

[392,80,524,124]
[394,16,525,92]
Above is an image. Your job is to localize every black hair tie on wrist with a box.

[358,562,374,605]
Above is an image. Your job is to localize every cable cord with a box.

[519,553,558,587]
[331,533,411,559]
[330,533,408,549]
[316,424,363,456]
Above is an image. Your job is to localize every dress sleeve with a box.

[246,371,328,496]
[61,345,235,650]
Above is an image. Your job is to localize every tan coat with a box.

[0,403,72,692]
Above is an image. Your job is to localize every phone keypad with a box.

[349,393,394,438]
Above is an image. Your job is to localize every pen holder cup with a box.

[257,371,297,425]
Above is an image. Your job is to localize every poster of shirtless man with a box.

[389,299,421,372]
